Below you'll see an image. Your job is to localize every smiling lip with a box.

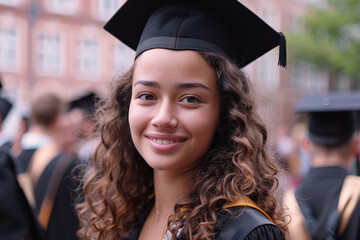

[145,134,187,151]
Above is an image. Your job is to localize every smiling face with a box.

[129,49,220,174]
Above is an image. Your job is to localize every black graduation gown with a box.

[0,147,41,240]
[127,199,285,240]
[295,167,360,240]
[15,148,81,240]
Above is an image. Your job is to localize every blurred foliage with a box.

[288,0,360,83]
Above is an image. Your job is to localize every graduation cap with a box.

[104,0,286,68]
[69,92,99,117]
[0,97,12,121]
[296,91,360,146]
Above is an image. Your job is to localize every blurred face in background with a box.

[69,108,96,141]
[55,113,78,156]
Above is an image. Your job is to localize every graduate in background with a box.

[0,75,13,149]
[68,91,100,161]
[285,91,360,240]
[0,146,42,240]
[15,91,81,240]
[0,74,41,240]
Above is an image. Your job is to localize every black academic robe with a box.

[0,147,41,240]
[127,198,285,240]
[15,148,81,240]
[295,167,360,240]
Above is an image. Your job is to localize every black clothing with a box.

[0,147,40,240]
[16,148,36,172]
[1,140,13,152]
[15,148,81,240]
[127,199,285,240]
[217,208,285,240]
[295,167,360,240]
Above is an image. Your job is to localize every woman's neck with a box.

[152,170,193,220]
[138,170,194,240]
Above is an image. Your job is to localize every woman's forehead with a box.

[133,49,213,76]
[132,49,218,93]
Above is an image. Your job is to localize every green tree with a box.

[288,0,360,88]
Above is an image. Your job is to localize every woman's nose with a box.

[151,100,178,128]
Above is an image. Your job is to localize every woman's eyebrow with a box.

[134,81,210,91]
[134,80,160,87]
[176,82,210,91]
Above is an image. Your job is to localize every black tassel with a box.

[278,32,287,68]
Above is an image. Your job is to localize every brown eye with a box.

[139,94,156,101]
[181,96,201,103]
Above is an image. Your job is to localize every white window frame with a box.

[256,51,279,91]
[112,43,134,74]
[49,0,78,14]
[0,0,23,6]
[37,34,62,75]
[97,0,120,19]
[77,40,99,79]
[290,61,328,92]
[0,27,17,71]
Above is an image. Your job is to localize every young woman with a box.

[77,0,288,239]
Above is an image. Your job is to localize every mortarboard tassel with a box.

[278,32,287,68]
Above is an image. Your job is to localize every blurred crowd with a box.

[275,123,312,191]
[0,77,100,240]
[275,121,359,192]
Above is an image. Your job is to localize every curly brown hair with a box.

[76,51,288,240]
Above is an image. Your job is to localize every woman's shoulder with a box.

[217,207,285,240]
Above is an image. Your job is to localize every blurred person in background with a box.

[68,91,100,162]
[275,124,297,190]
[0,96,13,148]
[0,144,42,240]
[55,111,79,157]
[275,123,311,195]
[285,92,360,240]
[3,106,31,157]
[290,122,311,181]
[0,76,40,240]
[0,76,14,150]
[15,91,80,240]
[350,128,360,176]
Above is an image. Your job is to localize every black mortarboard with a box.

[69,92,99,117]
[0,97,12,120]
[296,91,360,146]
[104,0,286,68]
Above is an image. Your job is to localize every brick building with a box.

[0,0,133,104]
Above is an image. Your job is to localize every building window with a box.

[112,43,134,74]
[290,61,328,92]
[98,0,120,18]
[38,34,61,74]
[0,0,22,6]
[50,0,78,13]
[288,15,304,33]
[0,28,17,71]
[257,52,279,91]
[77,40,99,78]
